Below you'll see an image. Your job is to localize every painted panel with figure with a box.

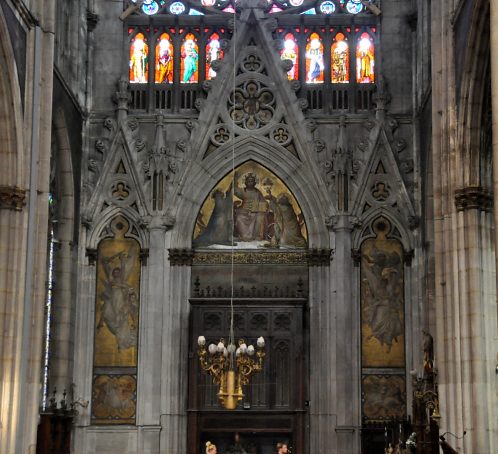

[91,374,137,424]
[361,217,404,368]
[95,217,141,367]
[193,161,307,249]
[362,375,406,421]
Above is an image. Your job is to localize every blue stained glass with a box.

[301,8,316,14]
[189,8,204,15]
[346,0,363,14]
[170,1,186,14]
[320,1,335,14]
[142,0,159,15]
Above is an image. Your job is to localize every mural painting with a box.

[362,375,406,420]
[193,162,307,249]
[361,217,404,368]
[91,374,137,424]
[95,216,141,367]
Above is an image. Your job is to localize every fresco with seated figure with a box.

[193,162,307,249]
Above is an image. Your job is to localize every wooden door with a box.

[188,301,306,454]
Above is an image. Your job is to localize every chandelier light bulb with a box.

[208,343,217,354]
[257,336,265,347]
[240,343,248,353]
[235,347,241,357]
[198,335,206,346]
[247,345,255,356]
[227,343,236,353]
[217,341,225,352]
[223,347,229,357]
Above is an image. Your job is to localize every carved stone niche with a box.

[454,186,493,212]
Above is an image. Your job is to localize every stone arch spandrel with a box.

[172,137,333,248]
[0,6,24,186]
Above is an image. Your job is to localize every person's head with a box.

[206,441,217,454]
[244,173,257,188]
[277,442,288,453]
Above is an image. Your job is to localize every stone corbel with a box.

[351,249,361,267]
[140,248,149,265]
[0,186,26,211]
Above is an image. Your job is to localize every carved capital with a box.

[0,186,26,211]
[169,248,194,266]
[306,248,332,266]
[454,186,493,212]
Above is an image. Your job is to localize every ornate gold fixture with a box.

[197,336,265,410]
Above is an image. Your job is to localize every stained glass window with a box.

[206,33,224,80]
[130,0,375,15]
[356,32,375,83]
[155,33,173,83]
[305,32,324,83]
[320,1,336,14]
[129,32,148,83]
[181,33,199,83]
[281,33,299,81]
[331,32,349,83]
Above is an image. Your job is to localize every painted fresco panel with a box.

[361,218,404,368]
[362,375,406,421]
[91,374,137,424]
[193,161,307,249]
[95,217,141,367]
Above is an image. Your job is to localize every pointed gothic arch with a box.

[0,6,24,186]
[172,137,333,248]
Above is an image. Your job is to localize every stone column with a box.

[159,241,191,453]
[308,216,360,454]
[491,0,498,287]
[333,215,360,453]
[136,218,168,453]
[308,258,335,453]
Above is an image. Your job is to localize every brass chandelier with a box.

[197,336,265,410]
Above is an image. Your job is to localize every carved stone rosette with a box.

[454,186,493,212]
[0,186,26,211]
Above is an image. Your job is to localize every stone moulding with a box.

[454,186,493,212]
[185,249,332,266]
[0,185,27,211]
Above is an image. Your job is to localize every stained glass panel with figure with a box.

[181,33,199,83]
[331,32,349,83]
[280,33,298,80]
[356,32,375,83]
[305,32,324,84]
[206,33,224,80]
[155,32,173,83]
[129,32,148,83]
